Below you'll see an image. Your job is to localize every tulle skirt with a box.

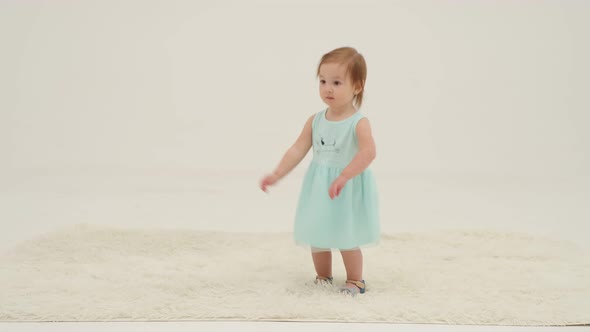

[294,161,380,250]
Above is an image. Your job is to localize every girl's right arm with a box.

[260,114,314,192]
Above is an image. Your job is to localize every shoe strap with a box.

[345,279,365,289]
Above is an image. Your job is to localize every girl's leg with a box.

[340,248,363,287]
[311,247,332,278]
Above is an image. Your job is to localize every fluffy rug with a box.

[1,224,589,325]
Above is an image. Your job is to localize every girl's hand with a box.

[260,173,280,193]
[328,175,349,199]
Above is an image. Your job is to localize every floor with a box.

[1,168,589,332]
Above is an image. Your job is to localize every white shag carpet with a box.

[1,224,589,326]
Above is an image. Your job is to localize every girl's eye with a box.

[334,81,341,86]
[320,80,326,84]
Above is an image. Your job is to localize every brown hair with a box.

[316,47,367,108]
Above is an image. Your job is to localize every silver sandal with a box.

[340,279,366,295]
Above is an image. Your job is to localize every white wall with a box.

[2,0,588,178]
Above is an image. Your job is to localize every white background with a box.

[1,1,589,330]
[1,0,589,241]
[2,0,589,176]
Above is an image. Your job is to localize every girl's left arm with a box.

[340,118,377,179]
[329,118,376,199]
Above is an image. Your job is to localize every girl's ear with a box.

[354,81,364,95]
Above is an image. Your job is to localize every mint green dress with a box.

[294,109,380,250]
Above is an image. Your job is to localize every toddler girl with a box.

[260,47,380,295]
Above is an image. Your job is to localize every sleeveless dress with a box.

[294,108,380,250]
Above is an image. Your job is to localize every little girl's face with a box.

[318,62,359,110]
